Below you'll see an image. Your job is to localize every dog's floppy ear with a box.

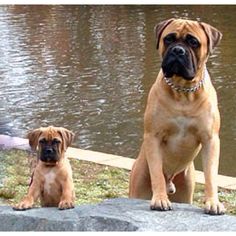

[200,22,222,54]
[155,18,175,50]
[58,127,75,151]
[27,128,42,151]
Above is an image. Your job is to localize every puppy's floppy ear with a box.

[200,22,222,54]
[155,18,175,50]
[27,128,42,151]
[58,127,75,151]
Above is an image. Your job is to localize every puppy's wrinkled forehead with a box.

[39,127,61,141]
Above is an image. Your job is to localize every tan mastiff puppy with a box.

[129,19,225,215]
[13,126,75,210]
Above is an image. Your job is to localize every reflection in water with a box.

[0,5,235,176]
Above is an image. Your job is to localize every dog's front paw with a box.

[204,199,225,215]
[150,195,173,211]
[13,201,33,211]
[58,200,75,210]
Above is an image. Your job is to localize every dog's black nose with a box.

[172,45,186,56]
[44,148,54,155]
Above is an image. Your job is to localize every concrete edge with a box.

[1,134,236,190]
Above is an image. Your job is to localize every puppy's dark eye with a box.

[163,33,177,45]
[52,139,61,145]
[39,138,47,144]
[186,34,200,48]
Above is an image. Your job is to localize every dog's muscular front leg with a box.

[201,134,225,215]
[13,178,41,211]
[58,177,75,210]
[144,134,172,211]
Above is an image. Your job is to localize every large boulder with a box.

[0,198,236,231]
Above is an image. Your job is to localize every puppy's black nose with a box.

[44,148,54,155]
[172,45,186,56]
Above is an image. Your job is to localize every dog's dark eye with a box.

[39,138,47,144]
[186,35,200,48]
[163,33,177,45]
[52,139,61,145]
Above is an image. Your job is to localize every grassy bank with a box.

[0,149,235,214]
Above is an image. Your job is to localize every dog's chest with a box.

[163,116,199,148]
[172,116,193,135]
[161,116,201,175]
[44,170,56,194]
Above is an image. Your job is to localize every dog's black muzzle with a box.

[40,146,59,163]
[162,44,197,80]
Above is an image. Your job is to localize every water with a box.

[0,5,235,176]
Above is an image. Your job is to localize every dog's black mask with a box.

[39,139,60,163]
[162,44,197,81]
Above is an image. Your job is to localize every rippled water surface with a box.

[0,5,236,176]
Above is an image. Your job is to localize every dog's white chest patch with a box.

[168,116,199,150]
[174,116,192,134]
[44,170,56,194]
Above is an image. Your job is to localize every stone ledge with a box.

[1,198,236,231]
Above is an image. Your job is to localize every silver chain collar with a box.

[163,74,205,93]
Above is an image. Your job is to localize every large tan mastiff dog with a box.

[13,126,75,210]
[129,18,225,215]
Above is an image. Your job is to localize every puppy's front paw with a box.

[150,195,172,211]
[13,201,33,211]
[58,200,75,210]
[204,199,225,215]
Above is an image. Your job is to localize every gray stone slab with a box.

[0,198,236,231]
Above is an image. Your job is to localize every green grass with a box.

[0,149,31,204]
[71,158,129,204]
[0,149,235,215]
